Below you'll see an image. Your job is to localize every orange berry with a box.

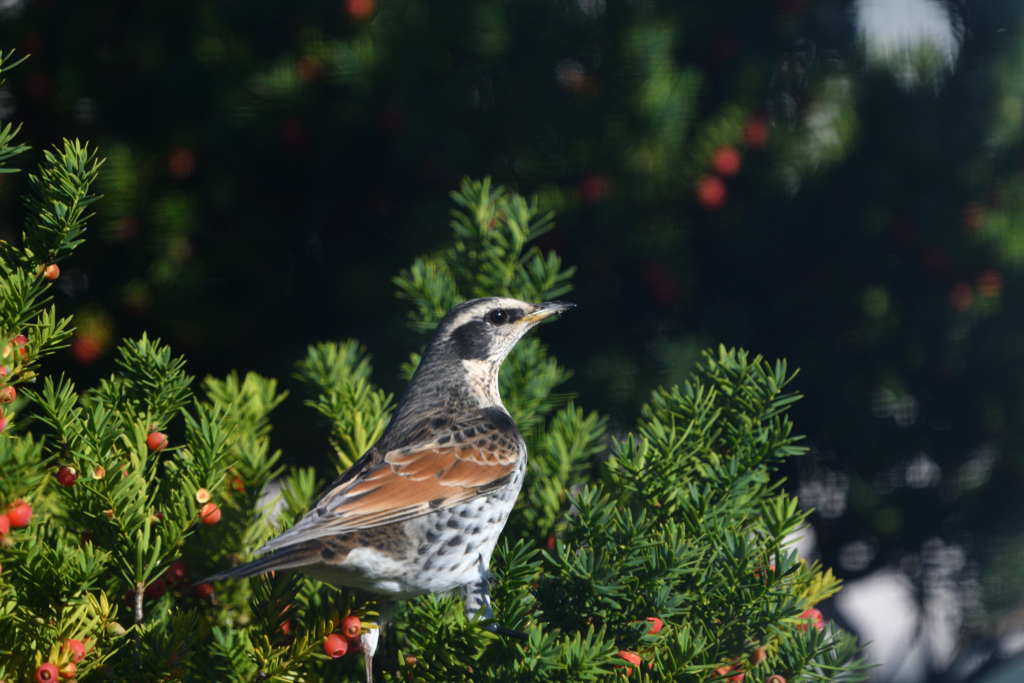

[0,386,15,404]
[43,264,60,281]
[91,467,106,479]
[345,0,374,20]
[35,663,59,683]
[341,615,362,638]
[324,633,348,658]
[7,500,31,528]
[10,334,26,358]
[744,117,770,149]
[712,146,741,177]
[716,665,745,682]
[645,616,663,634]
[798,608,824,632]
[749,647,766,665]
[617,651,641,675]
[0,513,9,535]
[58,662,75,680]
[696,175,727,210]
[63,638,86,663]
[146,431,168,452]
[193,583,215,599]
[199,502,221,524]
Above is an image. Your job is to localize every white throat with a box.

[461,359,502,407]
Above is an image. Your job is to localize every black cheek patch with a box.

[450,320,491,360]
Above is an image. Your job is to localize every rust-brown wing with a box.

[256,422,521,553]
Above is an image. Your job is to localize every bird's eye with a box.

[486,309,510,326]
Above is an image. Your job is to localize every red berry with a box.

[63,638,86,663]
[616,650,641,675]
[645,616,663,634]
[11,334,27,358]
[146,431,168,452]
[744,117,770,149]
[0,386,15,404]
[324,633,348,658]
[345,0,374,20]
[749,647,766,665]
[0,413,8,434]
[58,662,76,680]
[712,146,741,177]
[716,665,745,682]
[7,500,31,528]
[199,502,221,525]
[43,264,60,281]
[798,607,824,632]
[0,513,9,535]
[35,663,59,683]
[163,559,187,584]
[766,676,787,683]
[193,583,215,599]
[70,334,102,364]
[341,615,362,638]
[977,269,1003,298]
[56,466,78,487]
[144,578,167,599]
[696,175,727,210]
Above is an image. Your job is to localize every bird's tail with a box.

[198,545,316,584]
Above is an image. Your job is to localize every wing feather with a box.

[256,417,521,554]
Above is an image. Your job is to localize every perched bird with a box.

[202,296,574,681]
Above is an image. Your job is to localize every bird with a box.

[201,296,574,682]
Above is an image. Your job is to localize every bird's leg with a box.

[462,557,529,640]
[359,626,380,683]
[357,600,396,683]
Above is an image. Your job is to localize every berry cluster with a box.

[323,615,364,658]
[614,616,664,674]
[33,637,87,682]
[612,606,823,680]
[694,116,770,211]
[0,334,26,433]
[0,499,32,540]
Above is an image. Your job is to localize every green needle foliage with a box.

[0,52,868,683]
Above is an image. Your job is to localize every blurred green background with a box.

[3,0,1024,679]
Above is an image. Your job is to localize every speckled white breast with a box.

[302,457,526,600]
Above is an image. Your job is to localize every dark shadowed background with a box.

[2,0,1024,680]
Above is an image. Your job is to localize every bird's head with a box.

[432,297,575,365]
[387,297,575,422]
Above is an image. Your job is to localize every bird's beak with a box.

[520,300,575,325]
